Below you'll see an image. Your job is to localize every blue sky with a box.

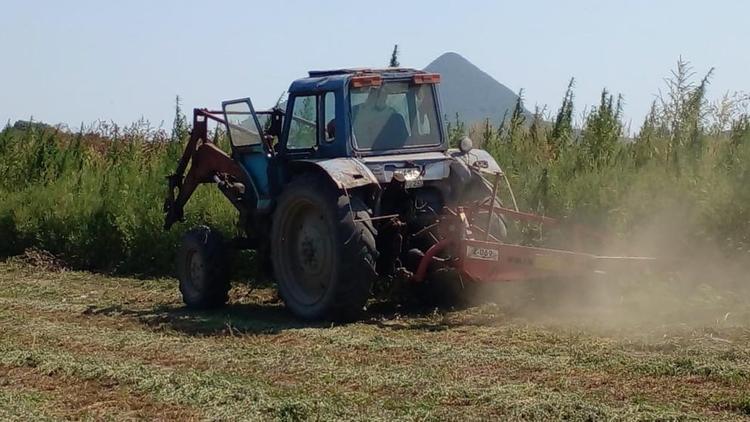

[1,0,747,130]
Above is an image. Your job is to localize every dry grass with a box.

[1,260,749,421]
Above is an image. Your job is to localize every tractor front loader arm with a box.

[164,109,245,230]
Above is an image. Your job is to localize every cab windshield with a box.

[350,82,441,151]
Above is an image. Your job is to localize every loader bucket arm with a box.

[163,109,246,230]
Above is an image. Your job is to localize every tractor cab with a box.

[211,69,449,213]
[275,68,446,159]
[164,68,449,230]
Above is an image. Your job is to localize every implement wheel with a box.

[472,196,508,240]
[418,268,477,309]
[176,226,230,309]
[271,175,377,320]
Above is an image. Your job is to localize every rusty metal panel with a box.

[299,158,379,189]
[459,239,597,282]
[458,239,657,283]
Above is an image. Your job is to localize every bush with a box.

[1,59,748,275]
[0,119,237,275]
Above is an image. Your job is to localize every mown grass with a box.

[1,260,749,421]
[1,60,750,419]
[0,388,53,422]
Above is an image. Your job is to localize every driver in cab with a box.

[352,87,408,150]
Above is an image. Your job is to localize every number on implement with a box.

[466,245,499,261]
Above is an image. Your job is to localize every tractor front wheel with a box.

[271,175,377,321]
[176,226,231,309]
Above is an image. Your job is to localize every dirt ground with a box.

[1,260,749,421]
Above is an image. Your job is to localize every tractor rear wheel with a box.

[176,226,230,309]
[271,175,377,321]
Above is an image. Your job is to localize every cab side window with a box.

[287,95,318,150]
[323,92,336,142]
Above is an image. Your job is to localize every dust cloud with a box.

[472,202,750,334]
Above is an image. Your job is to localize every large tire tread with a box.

[271,175,378,321]
[176,226,230,309]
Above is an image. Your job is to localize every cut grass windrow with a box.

[1,262,749,420]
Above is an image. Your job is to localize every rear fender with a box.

[448,148,502,175]
[448,148,503,203]
[290,158,379,190]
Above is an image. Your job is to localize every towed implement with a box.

[164,67,653,320]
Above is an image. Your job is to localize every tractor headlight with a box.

[393,168,422,182]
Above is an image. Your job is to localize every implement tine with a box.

[485,172,501,241]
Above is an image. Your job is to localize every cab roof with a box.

[288,68,428,94]
[307,68,425,77]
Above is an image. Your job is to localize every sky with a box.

[1,0,748,131]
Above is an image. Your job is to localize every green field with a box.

[1,60,749,276]
[2,259,749,421]
[1,60,750,420]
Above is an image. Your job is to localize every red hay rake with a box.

[413,171,656,284]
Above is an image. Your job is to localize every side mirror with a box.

[459,136,473,154]
[267,108,284,137]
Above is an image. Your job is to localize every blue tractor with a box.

[164,68,509,320]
